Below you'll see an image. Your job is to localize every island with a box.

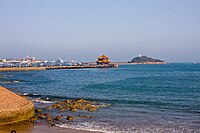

[128,55,166,64]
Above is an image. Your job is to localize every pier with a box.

[0,64,118,72]
[0,55,118,72]
[46,64,118,70]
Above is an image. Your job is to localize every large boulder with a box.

[0,86,34,125]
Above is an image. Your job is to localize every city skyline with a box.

[0,0,200,62]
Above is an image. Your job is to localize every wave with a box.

[2,80,20,84]
[22,93,112,108]
[32,98,56,104]
[20,93,197,114]
[56,121,199,133]
[19,93,180,107]
[23,92,39,96]
[56,122,130,133]
[21,93,57,103]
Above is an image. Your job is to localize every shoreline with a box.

[0,86,103,133]
[0,122,102,133]
[0,67,46,72]
[114,62,167,65]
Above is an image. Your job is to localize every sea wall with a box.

[0,67,46,72]
[0,64,118,72]
[0,86,34,125]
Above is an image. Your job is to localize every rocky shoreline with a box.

[129,55,166,64]
[30,98,106,126]
[0,86,106,133]
[129,61,167,64]
[0,123,101,133]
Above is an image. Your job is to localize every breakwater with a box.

[0,64,118,72]
[0,67,46,72]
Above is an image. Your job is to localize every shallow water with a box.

[1,63,200,133]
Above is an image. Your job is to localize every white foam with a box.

[32,99,55,104]
[97,103,111,107]
[13,80,20,83]
[23,93,29,95]
[56,123,110,133]
[3,81,11,84]
[56,122,132,133]
[23,93,38,96]
[2,80,20,84]
[55,122,193,133]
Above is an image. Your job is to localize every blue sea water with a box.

[1,63,200,133]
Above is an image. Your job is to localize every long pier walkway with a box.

[0,64,118,72]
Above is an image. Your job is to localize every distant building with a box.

[2,59,7,63]
[96,55,110,65]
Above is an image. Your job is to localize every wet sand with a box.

[0,122,102,133]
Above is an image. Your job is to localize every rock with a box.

[88,107,97,112]
[37,114,46,119]
[43,113,51,117]
[30,116,38,122]
[46,106,53,110]
[52,104,62,109]
[71,103,79,109]
[67,116,73,121]
[76,98,87,103]
[59,108,66,112]
[78,115,93,119]
[85,103,92,109]
[0,86,34,125]
[64,100,71,104]
[70,108,77,112]
[35,108,42,113]
[79,106,86,110]
[59,101,67,105]
[54,115,62,121]
[46,117,53,123]
[11,130,16,133]
[51,123,55,126]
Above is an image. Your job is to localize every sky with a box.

[0,0,200,62]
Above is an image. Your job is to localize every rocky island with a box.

[129,55,166,64]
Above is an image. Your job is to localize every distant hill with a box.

[129,56,165,64]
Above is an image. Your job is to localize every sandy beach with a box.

[0,122,102,133]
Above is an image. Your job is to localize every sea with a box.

[0,63,200,133]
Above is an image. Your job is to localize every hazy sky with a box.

[0,0,200,62]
